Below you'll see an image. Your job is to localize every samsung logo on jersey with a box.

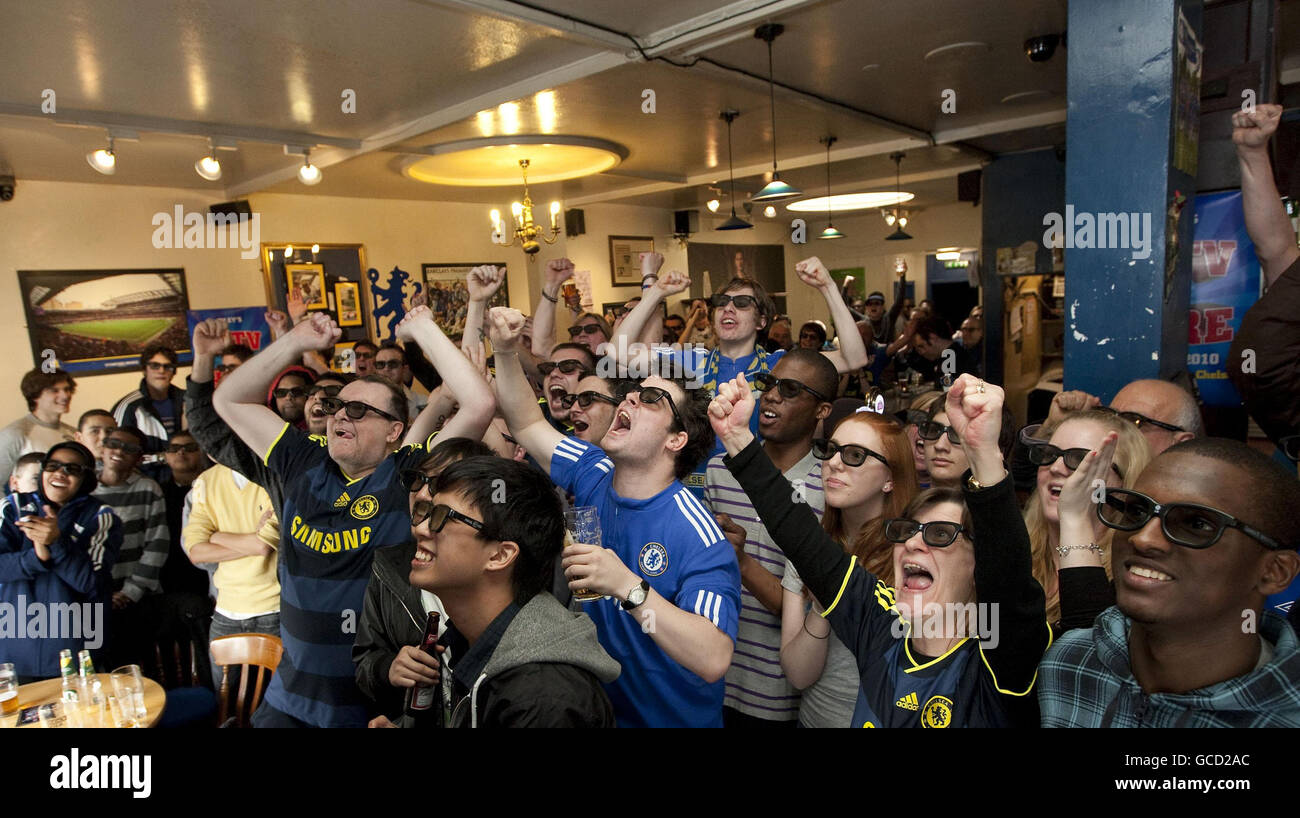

[50,748,151,798]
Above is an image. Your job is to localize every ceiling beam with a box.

[640,0,834,56]
[410,0,635,52]
[0,103,362,149]
[932,107,1067,145]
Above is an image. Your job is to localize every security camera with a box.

[0,175,13,202]
[1025,33,1061,62]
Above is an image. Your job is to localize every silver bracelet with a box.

[1056,542,1103,558]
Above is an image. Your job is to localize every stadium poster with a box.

[1188,191,1259,408]
[18,268,193,376]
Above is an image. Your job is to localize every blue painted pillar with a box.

[1063,0,1202,400]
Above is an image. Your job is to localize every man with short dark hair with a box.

[74,410,117,471]
[216,344,254,386]
[158,430,209,599]
[370,457,620,728]
[112,344,186,481]
[266,367,315,428]
[374,343,426,422]
[93,425,170,668]
[908,315,978,381]
[492,306,740,727]
[705,349,835,726]
[798,320,827,351]
[352,340,379,377]
[214,307,494,727]
[1038,438,1300,726]
[864,291,889,340]
[0,368,77,482]
[539,342,596,433]
[664,313,687,343]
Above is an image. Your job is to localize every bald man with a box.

[1109,379,1202,455]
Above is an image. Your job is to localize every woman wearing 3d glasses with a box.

[1020,410,1151,630]
[711,372,1051,727]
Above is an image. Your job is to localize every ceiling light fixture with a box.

[297,149,322,185]
[764,205,777,218]
[885,152,912,241]
[707,199,721,213]
[194,139,222,181]
[86,135,116,175]
[489,158,561,260]
[717,110,753,231]
[750,24,801,203]
[818,136,844,240]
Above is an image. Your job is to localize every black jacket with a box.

[444,593,621,728]
[353,541,427,720]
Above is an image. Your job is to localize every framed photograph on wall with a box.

[17,268,192,375]
[421,263,509,336]
[602,299,666,325]
[608,235,654,287]
[285,262,327,310]
[334,281,362,327]
[261,243,372,345]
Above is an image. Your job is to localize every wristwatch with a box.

[965,473,987,491]
[621,579,650,611]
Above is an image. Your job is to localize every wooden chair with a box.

[209,633,283,728]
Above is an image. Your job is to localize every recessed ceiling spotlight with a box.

[922,41,991,63]
[87,136,116,175]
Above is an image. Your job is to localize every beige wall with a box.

[0,180,980,425]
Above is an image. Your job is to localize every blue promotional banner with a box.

[1188,191,1261,408]
[186,307,272,355]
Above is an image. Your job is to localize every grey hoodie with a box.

[448,592,621,728]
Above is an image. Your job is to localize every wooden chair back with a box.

[209,633,284,727]
[152,636,204,689]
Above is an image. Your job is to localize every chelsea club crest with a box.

[638,542,668,576]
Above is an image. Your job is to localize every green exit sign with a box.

[943,260,969,268]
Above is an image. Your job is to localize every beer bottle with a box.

[404,611,441,725]
[59,650,80,703]
[77,649,101,705]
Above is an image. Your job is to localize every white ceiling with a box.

[0,0,1291,213]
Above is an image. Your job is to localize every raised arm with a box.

[944,375,1051,692]
[1233,104,1299,287]
[461,264,505,354]
[610,270,691,374]
[396,303,496,447]
[214,313,339,461]
[796,257,868,373]
[530,258,574,359]
[710,374,854,608]
[490,307,564,475]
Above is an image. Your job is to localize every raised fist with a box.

[545,257,575,287]
[395,305,433,342]
[290,312,341,352]
[639,251,665,278]
[488,307,527,354]
[795,257,833,290]
[193,318,230,356]
[1232,103,1282,151]
[652,270,690,298]
[467,265,506,302]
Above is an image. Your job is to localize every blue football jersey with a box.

[549,436,741,727]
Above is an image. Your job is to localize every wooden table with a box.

[2,673,166,728]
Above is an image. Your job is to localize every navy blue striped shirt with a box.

[261,424,431,727]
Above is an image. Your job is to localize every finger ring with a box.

[976,382,986,394]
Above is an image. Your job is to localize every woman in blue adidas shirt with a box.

[711,373,1051,727]
[0,441,121,680]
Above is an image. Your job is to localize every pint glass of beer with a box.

[0,663,17,715]
[564,506,604,602]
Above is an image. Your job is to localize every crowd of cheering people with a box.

[2,106,1298,728]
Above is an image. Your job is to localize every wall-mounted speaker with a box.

[673,209,699,235]
[957,170,981,206]
[209,200,252,217]
[564,208,585,237]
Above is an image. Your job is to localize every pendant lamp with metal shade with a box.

[717,110,753,231]
[818,135,844,240]
[751,24,802,203]
[885,151,912,240]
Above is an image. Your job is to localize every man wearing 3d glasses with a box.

[1038,437,1300,727]
[214,307,495,727]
